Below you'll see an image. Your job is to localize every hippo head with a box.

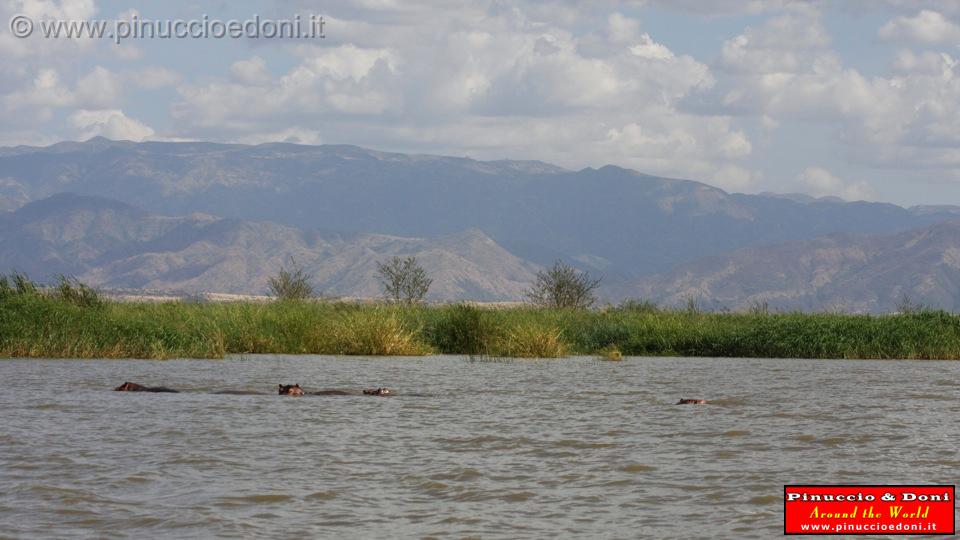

[676,398,707,405]
[278,384,304,396]
[115,382,148,392]
[363,387,392,396]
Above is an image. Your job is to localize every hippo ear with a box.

[295,384,300,388]
[278,384,282,389]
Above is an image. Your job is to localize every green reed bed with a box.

[1,286,960,359]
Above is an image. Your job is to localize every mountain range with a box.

[2,138,957,279]
[1,138,959,310]
[631,220,960,313]
[0,194,538,300]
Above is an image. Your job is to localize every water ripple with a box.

[0,355,957,539]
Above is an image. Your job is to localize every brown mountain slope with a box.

[4,137,960,279]
[631,220,960,313]
[0,194,540,300]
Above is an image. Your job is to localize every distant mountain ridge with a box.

[2,138,958,280]
[0,193,540,300]
[631,220,960,313]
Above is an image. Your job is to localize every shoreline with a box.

[2,294,959,360]
[6,354,958,363]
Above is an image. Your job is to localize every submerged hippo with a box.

[363,387,392,396]
[115,381,179,393]
[278,384,305,396]
[676,398,707,405]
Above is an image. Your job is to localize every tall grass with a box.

[326,307,431,356]
[53,275,104,308]
[428,304,499,355]
[2,276,960,359]
[493,323,569,358]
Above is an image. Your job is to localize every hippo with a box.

[363,387,392,396]
[676,398,707,405]
[278,384,305,396]
[115,381,179,393]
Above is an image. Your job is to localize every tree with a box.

[377,256,432,304]
[268,258,315,301]
[526,260,601,309]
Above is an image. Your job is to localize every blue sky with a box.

[2,0,960,206]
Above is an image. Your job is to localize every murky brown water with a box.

[1,356,958,538]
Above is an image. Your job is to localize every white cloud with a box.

[76,66,122,108]
[606,117,751,162]
[292,44,400,83]
[702,6,960,178]
[69,109,155,141]
[797,167,875,201]
[607,12,641,44]
[175,44,401,131]
[891,49,957,75]
[0,0,100,140]
[5,0,959,204]
[629,33,675,60]
[0,0,98,65]
[168,8,746,183]
[638,0,803,16]
[230,56,271,85]
[643,1,960,17]
[872,1,960,17]
[719,9,830,74]
[879,10,960,45]
[1,68,72,112]
[14,0,96,20]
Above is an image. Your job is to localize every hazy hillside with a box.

[0,194,540,300]
[2,138,957,279]
[631,220,960,313]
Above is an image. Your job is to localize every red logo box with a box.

[784,485,955,535]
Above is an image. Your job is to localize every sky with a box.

[1,0,960,206]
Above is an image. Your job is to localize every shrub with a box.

[526,260,601,309]
[268,259,315,301]
[376,256,432,304]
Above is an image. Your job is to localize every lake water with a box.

[0,356,958,538]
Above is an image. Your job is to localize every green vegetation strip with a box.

[2,288,960,359]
